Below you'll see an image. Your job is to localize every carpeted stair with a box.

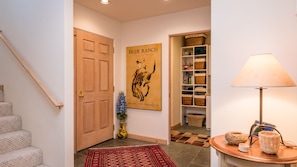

[0,85,48,167]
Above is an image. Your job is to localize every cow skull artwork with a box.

[131,59,156,102]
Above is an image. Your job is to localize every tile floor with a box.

[74,125,210,167]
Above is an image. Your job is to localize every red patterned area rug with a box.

[171,130,210,147]
[84,144,177,167]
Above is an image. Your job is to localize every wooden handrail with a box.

[0,30,63,108]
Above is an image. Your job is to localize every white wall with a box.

[121,7,210,142]
[211,0,297,166]
[0,0,73,167]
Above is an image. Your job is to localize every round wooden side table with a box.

[210,135,297,167]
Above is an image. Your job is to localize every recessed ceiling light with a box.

[100,0,110,4]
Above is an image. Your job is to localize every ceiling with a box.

[74,0,210,22]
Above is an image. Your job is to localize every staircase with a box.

[0,85,48,167]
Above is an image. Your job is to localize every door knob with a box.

[78,91,84,98]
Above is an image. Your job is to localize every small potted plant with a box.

[116,91,127,122]
[116,92,128,139]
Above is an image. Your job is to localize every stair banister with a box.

[0,30,64,108]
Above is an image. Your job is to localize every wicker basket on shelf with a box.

[182,95,193,105]
[185,33,207,46]
[195,73,206,84]
[194,58,206,69]
[194,95,206,106]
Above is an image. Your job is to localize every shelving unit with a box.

[180,45,211,126]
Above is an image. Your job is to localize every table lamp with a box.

[232,53,296,146]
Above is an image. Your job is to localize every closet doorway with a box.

[169,31,211,131]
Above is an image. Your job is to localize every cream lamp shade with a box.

[232,53,296,147]
[232,53,296,87]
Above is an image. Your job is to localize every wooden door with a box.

[74,28,114,151]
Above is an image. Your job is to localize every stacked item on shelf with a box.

[185,33,207,46]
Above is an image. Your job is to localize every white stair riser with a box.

[0,115,22,134]
[0,130,31,154]
[0,147,43,167]
[0,102,12,117]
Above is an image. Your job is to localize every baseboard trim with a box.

[128,133,167,145]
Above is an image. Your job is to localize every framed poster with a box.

[126,43,162,111]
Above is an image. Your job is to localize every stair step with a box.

[0,102,12,117]
[0,87,46,166]
[0,130,31,154]
[0,147,43,167]
[0,115,22,134]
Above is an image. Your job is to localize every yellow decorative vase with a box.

[117,122,128,139]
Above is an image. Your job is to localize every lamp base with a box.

[248,120,284,147]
